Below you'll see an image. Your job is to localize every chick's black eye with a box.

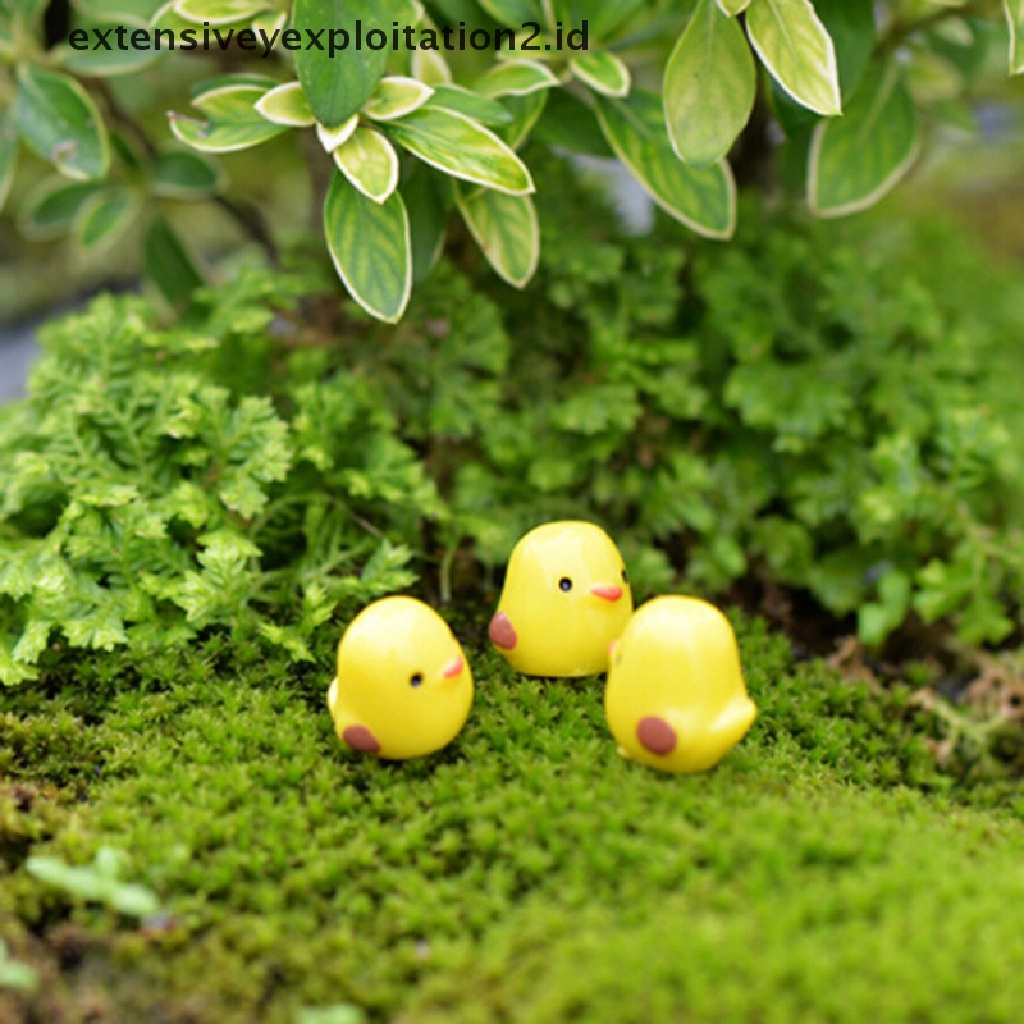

[621,569,629,584]
[410,672,424,688]
[559,577,573,592]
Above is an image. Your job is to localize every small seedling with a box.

[26,846,161,918]
[0,940,38,993]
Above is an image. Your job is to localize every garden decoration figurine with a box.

[327,596,473,759]
[489,521,633,677]
[604,596,757,774]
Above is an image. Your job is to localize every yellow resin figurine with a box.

[488,521,633,677]
[327,596,473,759]
[604,596,756,773]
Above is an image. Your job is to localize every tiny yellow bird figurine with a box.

[327,596,473,759]
[604,596,757,773]
[488,521,633,677]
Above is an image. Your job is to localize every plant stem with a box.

[94,80,278,263]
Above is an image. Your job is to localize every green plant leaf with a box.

[323,171,411,322]
[74,188,140,249]
[15,66,110,181]
[569,51,630,96]
[153,150,223,198]
[293,0,390,127]
[192,73,279,100]
[594,91,735,239]
[533,88,612,157]
[411,44,452,86]
[316,116,359,153]
[813,0,875,97]
[169,86,288,153]
[173,0,270,25]
[1006,0,1024,73]
[18,177,101,238]
[455,185,538,288]
[663,0,756,167]
[476,0,542,26]
[0,941,38,993]
[255,82,316,126]
[58,17,162,75]
[385,106,533,195]
[475,60,560,97]
[809,60,919,217]
[145,215,203,306]
[495,90,548,150]
[333,126,399,203]
[362,76,434,121]
[428,85,514,127]
[401,165,448,282]
[0,108,17,215]
[717,0,752,13]
[746,0,842,116]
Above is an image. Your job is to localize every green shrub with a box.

[1,1,1022,321]
[0,270,439,683]
[2,158,1023,683]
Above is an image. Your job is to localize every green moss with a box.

[2,615,1024,1021]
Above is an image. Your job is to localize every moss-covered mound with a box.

[2,615,1023,1023]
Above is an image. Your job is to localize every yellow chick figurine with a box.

[488,521,633,677]
[604,596,756,773]
[327,596,473,759]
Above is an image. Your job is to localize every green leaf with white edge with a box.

[15,66,109,181]
[169,114,284,154]
[191,74,279,100]
[293,0,390,127]
[145,215,203,307]
[412,45,452,86]
[173,0,270,26]
[150,0,193,31]
[333,126,399,203]
[809,60,919,217]
[362,76,434,122]
[18,178,101,238]
[401,165,449,282]
[569,51,630,97]
[594,90,735,239]
[251,9,287,37]
[1006,0,1024,73]
[664,0,755,167]
[746,0,842,116]
[316,116,359,153]
[255,82,316,127]
[74,188,140,249]
[58,17,161,75]
[456,184,538,288]
[428,85,514,127]
[169,86,288,154]
[0,108,16,216]
[153,149,223,197]
[475,60,560,97]
[191,83,267,118]
[814,0,875,97]
[324,172,411,322]
[717,0,752,13]
[385,106,533,195]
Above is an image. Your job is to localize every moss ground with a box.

[2,613,1024,1023]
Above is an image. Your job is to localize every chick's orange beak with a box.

[591,584,623,602]
[442,654,464,679]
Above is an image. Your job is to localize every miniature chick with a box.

[488,521,633,677]
[604,596,756,773]
[327,595,473,759]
